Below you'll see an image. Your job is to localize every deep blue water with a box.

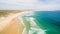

[33,11,60,34]
[22,11,60,34]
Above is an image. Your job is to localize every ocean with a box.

[22,11,60,34]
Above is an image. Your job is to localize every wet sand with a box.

[0,11,26,34]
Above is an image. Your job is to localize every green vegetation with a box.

[0,10,22,17]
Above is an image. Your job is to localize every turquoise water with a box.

[33,11,60,34]
[22,11,60,34]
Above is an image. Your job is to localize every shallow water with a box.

[22,11,60,34]
[0,11,60,34]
